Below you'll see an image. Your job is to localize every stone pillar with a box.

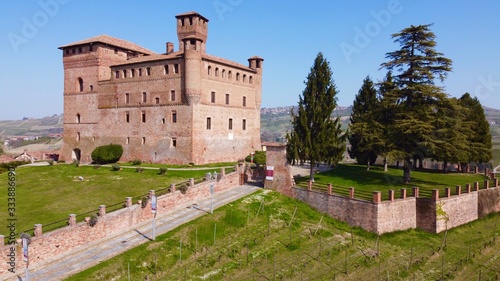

[389,190,395,202]
[327,184,332,195]
[190,178,195,187]
[221,168,225,176]
[373,192,381,204]
[0,235,4,247]
[494,178,499,188]
[99,205,106,217]
[171,183,176,192]
[34,224,42,237]
[465,184,471,193]
[432,189,439,201]
[445,187,451,198]
[307,181,312,191]
[68,214,76,227]
[412,187,419,198]
[126,197,132,208]
[349,187,354,199]
[474,166,479,173]
[400,188,407,199]
[484,179,489,189]
[455,185,461,195]
[473,182,479,191]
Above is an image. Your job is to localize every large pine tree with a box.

[380,24,452,183]
[286,52,345,181]
[348,76,380,170]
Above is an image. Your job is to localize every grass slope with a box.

[0,164,229,236]
[66,189,500,281]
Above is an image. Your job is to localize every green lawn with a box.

[295,164,488,200]
[0,164,232,237]
[66,189,500,281]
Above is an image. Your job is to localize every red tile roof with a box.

[58,34,156,55]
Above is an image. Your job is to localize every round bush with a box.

[91,144,124,164]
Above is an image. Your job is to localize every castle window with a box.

[142,92,147,103]
[114,49,118,54]
[76,132,80,141]
[123,70,127,78]
[215,67,219,77]
[89,85,93,91]
[256,60,261,68]
[242,96,246,107]
[131,69,135,77]
[125,93,130,104]
[65,49,69,55]
[225,94,230,105]
[222,69,226,78]
[189,17,193,25]
[172,138,177,147]
[115,71,119,79]
[78,78,84,92]
[141,111,146,123]
[72,48,75,54]
[208,66,212,75]
[142,137,146,145]
[190,39,196,50]
[171,90,176,101]
[243,74,247,82]
[76,114,81,123]
[249,76,253,84]
[78,47,82,53]
[242,119,246,130]
[126,112,130,123]
[172,111,177,123]
[146,67,151,76]
[92,137,95,141]
[228,118,233,130]
[162,118,165,124]
[164,65,169,75]
[228,71,232,79]
[236,73,240,81]
[206,117,211,130]
[126,137,130,144]
[174,64,179,73]
[155,97,160,104]
[89,45,93,51]
[211,92,216,103]
[138,68,143,76]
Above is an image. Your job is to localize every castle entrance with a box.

[72,148,81,161]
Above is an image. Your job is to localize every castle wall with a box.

[478,187,500,217]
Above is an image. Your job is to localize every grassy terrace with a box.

[0,163,236,238]
[66,189,500,280]
[295,164,489,201]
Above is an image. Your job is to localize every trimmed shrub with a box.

[159,167,168,175]
[136,167,144,173]
[245,150,266,165]
[141,196,149,208]
[91,143,123,164]
[131,159,142,165]
[72,159,80,167]
[111,164,121,171]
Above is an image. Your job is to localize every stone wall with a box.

[478,186,500,217]
[0,169,239,275]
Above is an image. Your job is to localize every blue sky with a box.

[0,0,499,120]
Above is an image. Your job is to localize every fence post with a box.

[432,189,439,201]
[34,224,43,237]
[400,188,407,199]
[444,187,451,198]
[465,184,471,193]
[0,235,4,247]
[221,167,225,176]
[388,190,394,202]
[455,185,461,195]
[171,183,176,192]
[99,205,106,217]
[494,178,499,188]
[412,187,419,198]
[68,214,76,227]
[349,187,355,199]
[327,184,332,195]
[373,191,381,204]
[149,190,155,198]
[473,182,479,191]
[484,180,489,189]
[126,197,132,208]
[308,181,313,191]
[189,178,195,187]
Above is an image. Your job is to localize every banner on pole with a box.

[151,195,157,214]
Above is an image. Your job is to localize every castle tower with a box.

[176,12,208,106]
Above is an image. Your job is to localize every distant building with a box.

[59,11,263,164]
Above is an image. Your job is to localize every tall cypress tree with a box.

[376,71,397,171]
[287,52,345,181]
[380,24,452,183]
[348,76,380,170]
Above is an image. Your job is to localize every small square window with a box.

[174,64,179,74]
[115,71,120,79]
[171,90,176,102]
[142,92,147,103]
[141,111,146,123]
[126,112,130,123]
[65,49,69,55]
[155,97,160,104]
[162,118,165,124]
[125,93,130,104]
[243,96,246,107]
[172,138,177,147]
[206,117,211,130]
[146,67,151,76]
[172,111,177,123]
[126,137,130,144]
[225,94,229,105]
[211,92,216,103]
[138,68,143,76]
[229,118,233,130]
[142,137,146,144]
[242,119,246,130]
[78,47,82,53]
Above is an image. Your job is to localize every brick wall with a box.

[0,169,240,275]
[478,187,500,217]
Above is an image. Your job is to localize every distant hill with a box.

[0,114,63,139]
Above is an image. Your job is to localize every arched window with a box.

[249,76,253,84]
[243,74,247,82]
[228,71,232,79]
[77,78,84,92]
[222,69,226,78]
[208,66,212,75]
[236,73,240,81]
[215,67,219,77]
[76,114,81,123]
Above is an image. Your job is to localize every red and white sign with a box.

[266,166,274,180]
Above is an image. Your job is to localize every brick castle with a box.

[59,11,263,164]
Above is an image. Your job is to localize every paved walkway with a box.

[4,184,261,281]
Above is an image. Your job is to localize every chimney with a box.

[166,42,174,54]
